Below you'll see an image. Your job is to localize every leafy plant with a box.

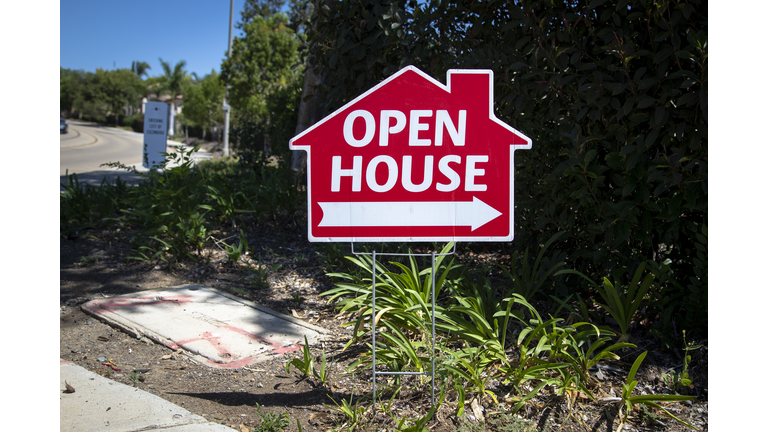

[313,348,330,385]
[663,330,702,393]
[111,145,216,264]
[245,259,279,290]
[456,411,540,432]
[128,371,141,386]
[254,164,305,225]
[286,336,331,386]
[440,284,517,367]
[205,182,249,229]
[224,230,249,263]
[497,232,566,301]
[253,403,291,432]
[322,242,460,346]
[286,336,314,378]
[290,292,305,303]
[77,255,99,267]
[327,393,366,432]
[560,328,635,383]
[442,349,499,404]
[60,171,131,238]
[346,324,432,379]
[558,263,654,341]
[391,386,445,432]
[609,351,698,431]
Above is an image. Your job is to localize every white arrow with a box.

[318,197,502,231]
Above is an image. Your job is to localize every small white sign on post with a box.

[143,101,169,169]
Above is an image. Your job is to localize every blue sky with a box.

[60,0,251,78]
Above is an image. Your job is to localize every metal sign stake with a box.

[351,243,456,411]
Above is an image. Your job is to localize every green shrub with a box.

[308,0,708,336]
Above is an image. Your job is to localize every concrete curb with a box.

[60,359,237,431]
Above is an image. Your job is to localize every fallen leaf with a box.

[470,398,485,422]
[64,381,75,393]
[309,412,328,423]
[239,424,249,432]
[161,354,173,360]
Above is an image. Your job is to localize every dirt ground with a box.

[60,223,708,431]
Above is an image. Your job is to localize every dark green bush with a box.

[124,113,144,132]
[308,0,707,336]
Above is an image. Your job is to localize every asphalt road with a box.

[59,122,212,190]
[60,122,148,188]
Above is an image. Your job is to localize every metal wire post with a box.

[430,250,436,405]
[352,243,456,411]
[371,249,377,405]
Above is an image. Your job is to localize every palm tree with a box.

[159,58,188,136]
[131,61,151,79]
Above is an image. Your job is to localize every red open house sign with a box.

[290,66,531,242]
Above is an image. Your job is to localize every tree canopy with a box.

[181,70,225,140]
[221,13,303,156]
[158,58,188,135]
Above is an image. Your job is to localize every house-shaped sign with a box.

[290,66,531,242]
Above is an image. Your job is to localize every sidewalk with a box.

[60,359,238,432]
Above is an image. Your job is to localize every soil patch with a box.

[60,225,708,431]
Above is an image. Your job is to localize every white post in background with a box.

[222,0,234,157]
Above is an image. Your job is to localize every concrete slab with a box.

[60,359,237,432]
[82,285,328,368]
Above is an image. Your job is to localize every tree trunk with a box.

[290,61,325,173]
[263,117,272,156]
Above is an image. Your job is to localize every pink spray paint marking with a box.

[175,325,302,368]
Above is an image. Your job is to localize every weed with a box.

[609,351,698,431]
[224,230,249,264]
[497,232,566,301]
[390,385,445,432]
[456,411,540,432]
[128,371,141,386]
[253,403,290,432]
[286,336,314,378]
[558,263,654,341]
[246,263,271,290]
[662,330,701,393]
[327,393,366,432]
[290,292,305,303]
[286,336,331,386]
[77,255,99,267]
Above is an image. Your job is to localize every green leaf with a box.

[636,96,656,109]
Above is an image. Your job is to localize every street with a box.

[60,122,148,189]
[60,122,210,189]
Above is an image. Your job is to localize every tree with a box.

[158,58,188,136]
[238,0,285,28]
[182,70,225,141]
[60,67,76,115]
[286,0,313,33]
[220,14,302,156]
[131,61,151,79]
[91,68,144,125]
